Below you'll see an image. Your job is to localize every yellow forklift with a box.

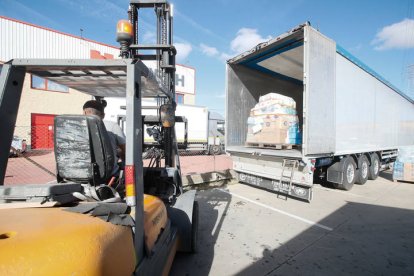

[0,1,198,275]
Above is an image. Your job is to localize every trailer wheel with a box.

[368,153,380,180]
[355,155,369,185]
[191,201,199,253]
[334,157,356,190]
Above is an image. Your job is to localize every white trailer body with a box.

[226,23,414,201]
[105,98,222,152]
[177,105,208,144]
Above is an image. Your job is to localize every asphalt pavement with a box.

[170,170,414,276]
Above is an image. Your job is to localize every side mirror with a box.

[160,103,175,127]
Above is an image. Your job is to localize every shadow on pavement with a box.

[379,170,394,182]
[236,202,414,275]
[170,187,232,276]
[314,169,396,189]
[22,149,53,157]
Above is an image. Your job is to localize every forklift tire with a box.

[355,155,369,185]
[368,153,380,180]
[191,201,199,253]
[209,145,222,155]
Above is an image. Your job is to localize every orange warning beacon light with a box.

[116,19,134,58]
[116,20,133,43]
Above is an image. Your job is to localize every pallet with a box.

[245,142,295,150]
[393,179,414,184]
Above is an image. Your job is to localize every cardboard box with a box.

[392,145,414,182]
[246,114,300,145]
[246,129,288,144]
[403,163,414,181]
[393,161,414,182]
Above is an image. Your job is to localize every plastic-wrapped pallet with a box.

[246,93,301,146]
[250,93,297,116]
[393,146,414,182]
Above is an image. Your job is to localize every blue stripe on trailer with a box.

[247,62,303,85]
[336,44,413,104]
[240,39,304,85]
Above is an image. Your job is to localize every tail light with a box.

[310,159,316,172]
[125,165,136,206]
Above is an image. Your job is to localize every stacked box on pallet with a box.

[246,93,302,146]
[393,146,414,182]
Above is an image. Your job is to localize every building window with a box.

[176,94,184,104]
[31,75,69,93]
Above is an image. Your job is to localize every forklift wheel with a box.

[209,145,221,155]
[191,201,199,253]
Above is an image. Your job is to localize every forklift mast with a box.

[133,1,175,168]
[117,0,183,204]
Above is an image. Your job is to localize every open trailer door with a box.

[303,26,336,155]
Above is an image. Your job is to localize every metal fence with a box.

[4,126,232,185]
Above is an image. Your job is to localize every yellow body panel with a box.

[0,207,136,276]
[143,194,168,252]
[0,194,169,275]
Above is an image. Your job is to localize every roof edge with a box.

[0,16,119,50]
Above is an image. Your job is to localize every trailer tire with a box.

[191,201,199,253]
[355,155,369,185]
[368,153,380,180]
[333,157,356,191]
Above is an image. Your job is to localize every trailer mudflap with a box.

[237,172,312,202]
[327,157,347,184]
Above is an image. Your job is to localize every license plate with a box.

[238,172,312,201]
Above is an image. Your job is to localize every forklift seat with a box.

[54,115,115,185]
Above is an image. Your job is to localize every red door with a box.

[31,113,56,149]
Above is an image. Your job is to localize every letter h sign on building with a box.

[143,61,196,95]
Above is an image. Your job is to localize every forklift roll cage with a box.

[0,1,196,273]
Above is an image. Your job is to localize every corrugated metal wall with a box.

[0,16,196,105]
[0,17,119,61]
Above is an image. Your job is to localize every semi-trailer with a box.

[226,22,414,201]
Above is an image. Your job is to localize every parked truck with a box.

[105,98,225,155]
[226,22,414,201]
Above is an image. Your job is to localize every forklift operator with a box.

[83,100,126,175]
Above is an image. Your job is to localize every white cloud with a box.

[175,43,193,63]
[230,28,272,54]
[200,43,219,57]
[198,28,271,62]
[372,18,414,50]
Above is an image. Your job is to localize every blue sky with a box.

[1,0,414,114]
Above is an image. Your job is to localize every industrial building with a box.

[0,16,195,149]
